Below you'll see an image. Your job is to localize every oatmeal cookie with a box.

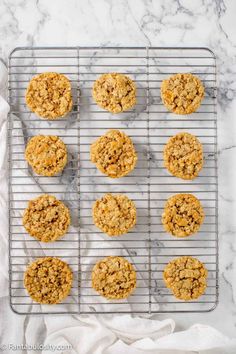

[92,193,137,236]
[25,135,67,176]
[163,132,204,180]
[163,256,208,300]
[25,72,73,119]
[90,129,137,178]
[162,194,204,237]
[92,73,136,113]
[92,256,136,299]
[23,194,70,242]
[24,257,73,304]
[161,73,204,114]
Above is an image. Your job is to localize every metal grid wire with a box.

[8,46,218,315]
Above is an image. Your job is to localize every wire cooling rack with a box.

[8,46,218,315]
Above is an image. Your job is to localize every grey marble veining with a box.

[0,0,236,349]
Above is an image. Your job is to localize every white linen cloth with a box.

[0,61,236,354]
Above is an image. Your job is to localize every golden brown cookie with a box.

[92,73,136,113]
[162,194,204,237]
[23,194,70,242]
[25,72,73,119]
[92,193,137,236]
[161,73,204,114]
[25,135,67,176]
[163,132,204,180]
[24,257,73,304]
[163,256,208,300]
[92,256,136,299]
[90,129,137,178]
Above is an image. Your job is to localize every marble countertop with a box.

[0,0,236,343]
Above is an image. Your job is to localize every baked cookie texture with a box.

[92,256,136,299]
[23,194,70,242]
[24,257,73,304]
[163,256,208,300]
[90,129,137,178]
[162,194,204,237]
[25,135,67,176]
[92,193,137,236]
[163,132,204,180]
[25,72,73,119]
[92,73,136,113]
[161,73,204,114]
